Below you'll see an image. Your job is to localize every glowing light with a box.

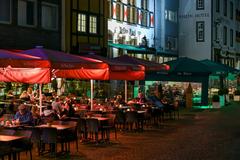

[165,65,170,71]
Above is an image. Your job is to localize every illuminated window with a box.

[0,0,11,23]
[196,0,204,10]
[41,3,58,30]
[168,10,177,22]
[196,21,204,42]
[141,10,148,27]
[89,15,97,34]
[78,13,86,32]
[116,2,122,21]
[165,10,168,19]
[126,4,137,24]
[141,0,148,10]
[18,0,37,26]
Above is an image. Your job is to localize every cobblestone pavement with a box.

[30,102,240,160]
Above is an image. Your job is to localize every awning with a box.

[21,48,109,81]
[108,42,155,54]
[162,57,212,75]
[200,59,239,75]
[80,54,145,80]
[114,55,168,71]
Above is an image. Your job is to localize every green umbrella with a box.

[164,57,211,75]
[200,59,239,75]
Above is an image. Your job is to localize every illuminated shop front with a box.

[108,0,155,60]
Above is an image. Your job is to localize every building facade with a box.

[155,0,179,63]
[179,0,240,68]
[0,0,61,50]
[107,0,156,60]
[62,0,108,56]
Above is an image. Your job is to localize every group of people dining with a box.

[0,87,79,126]
[0,83,181,127]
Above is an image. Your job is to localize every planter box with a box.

[212,102,220,109]
[233,95,240,101]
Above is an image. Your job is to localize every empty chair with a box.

[25,126,42,156]
[40,127,58,156]
[59,121,78,151]
[78,118,87,142]
[0,144,12,160]
[143,108,152,127]
[115,110,125,130]
[13,130,33,160]
[125,111,138,131]
[102,114,117,141]
[86,118,99,143]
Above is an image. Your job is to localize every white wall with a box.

[178,0,212,60]
[155,0,165,52]
[108,0,155,48]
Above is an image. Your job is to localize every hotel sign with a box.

[179,13,210,19]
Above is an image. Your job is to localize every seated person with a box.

[19,91,30,101]
[147,95,164,108]
[41,105,58,123]
[31,105,40,119]
[6,90,15,99]
[52,97,62,115]
[14,104,33,125]
[62,99,75,117]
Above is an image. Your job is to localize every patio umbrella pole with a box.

[39,84,43,115]
[90,79,94,110]
[125,80,127,102]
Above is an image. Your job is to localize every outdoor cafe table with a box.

[0,135,26,160]
[0,135,25,142]
[3,124,26,129]
[36,124,76,130]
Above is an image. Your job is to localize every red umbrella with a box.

[21,48,109,80]
[0,49,50,83]
[80,54,145,80]
[114,55,168,71]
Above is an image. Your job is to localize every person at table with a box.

[19,90,30,101]
[52,97,62,115]
[41,105,58,123]
[31,105,40,119]
[14,104,33,125]
[62,99,75,117]
[137,92,147,104]
[6,90,15,100]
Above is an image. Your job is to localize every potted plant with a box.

[234,90,240,101]
[212,94,220,109]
